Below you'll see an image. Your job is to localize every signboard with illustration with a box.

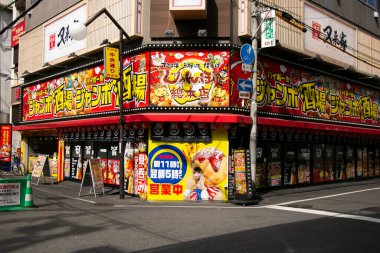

[150,50,230,107]
[231,53,380,127]
[147,127,229,201]
[0,125,12,163]
[22,52,149,122]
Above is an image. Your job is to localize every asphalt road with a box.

[1,177,380,253]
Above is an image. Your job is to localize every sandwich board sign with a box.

[79,159,105,198]
[32,154,54,185]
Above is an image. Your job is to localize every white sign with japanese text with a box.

[261,9,276,48]
[304,3,356,66]
[0,183,20,206]
[44,5,86,63]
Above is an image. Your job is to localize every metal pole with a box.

[249,3,258,197]
[119,29,125,199]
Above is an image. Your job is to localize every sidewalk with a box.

[27,176,380,208]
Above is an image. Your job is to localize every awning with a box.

[258,117,380,136]
[13,113,253,131]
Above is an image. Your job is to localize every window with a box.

[360,0,378,9]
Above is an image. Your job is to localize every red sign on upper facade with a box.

[11,20,25,47]
[230,51,380,126]
[22,52,150,122]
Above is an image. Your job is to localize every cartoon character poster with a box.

[147,127,229,201]
[22,52,149,122]
[150,50,230,107]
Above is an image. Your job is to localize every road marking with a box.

[266,205,380,224]
[34,187,96,204]
[274,186,380,206]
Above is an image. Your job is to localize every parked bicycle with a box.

[0,153,27,176]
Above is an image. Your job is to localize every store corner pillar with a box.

[250,3,259,198]
[71,8,131,199]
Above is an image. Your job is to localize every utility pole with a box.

[249,1,259,196]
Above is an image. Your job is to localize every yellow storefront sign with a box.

[104,47,120,79]
[147,127,229,201]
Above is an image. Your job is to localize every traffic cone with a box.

[24,174,33,208]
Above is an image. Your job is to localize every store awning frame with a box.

[13,113,253,131]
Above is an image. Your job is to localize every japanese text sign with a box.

[104,47,120,79]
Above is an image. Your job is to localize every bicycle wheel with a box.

[12,162,27,176]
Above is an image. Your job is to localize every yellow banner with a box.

[104,47,120,79]
[147,127,229,201]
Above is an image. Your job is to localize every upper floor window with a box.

[360,0,378,9]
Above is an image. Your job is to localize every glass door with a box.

[346,145,355,179]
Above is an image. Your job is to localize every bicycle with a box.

[0,153,27,176]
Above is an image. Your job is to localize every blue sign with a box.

[148,145,187,184]
[238,79,253,92]
[240,44,255,65]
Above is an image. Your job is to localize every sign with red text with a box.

[22,52,149,122]
[0,125,12,162]
[231,52,380,127]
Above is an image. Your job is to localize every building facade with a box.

[11,0,380,201]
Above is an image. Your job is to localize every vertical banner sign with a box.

[233,149,253,201]
[261,9,276,48]
[11,20,25,47]
[104,47,120,79]
[0,125,12,162]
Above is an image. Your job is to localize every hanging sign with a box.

[104,47,120,79]
[261,9,276,48]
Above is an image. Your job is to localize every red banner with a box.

[0,125,12,162]
[11,20,25,47]
[150,50,230,107]
[22,52,149,122]
[231,53,380,126]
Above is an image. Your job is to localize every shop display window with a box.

[368,148,375,177]
[267,143,281,187]
[324,145,334,181]
[346,146,355,179]
[335,145,345,181]
[283,143,297,186]
[313,144,325,183]
[375,149,380,177]
[297,144,310,184]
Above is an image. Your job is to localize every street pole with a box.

[71,8,130,199]
[250,2,258,197]
[118,29,125,199]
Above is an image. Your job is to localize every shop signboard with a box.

[150,50,230,107]
[31,154,53,184]
[22,52,149,122]
[107,145,119,185]
[230,54,380,127]
[0,125,12,163]
[267,144,281,186]
[233,149,253,201]
[11,19,25,47]
[148,127,228,201]
[79,159,104,197]
[43,5,86,63]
